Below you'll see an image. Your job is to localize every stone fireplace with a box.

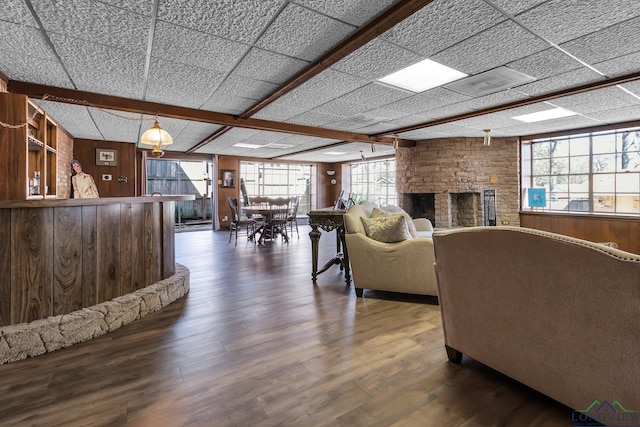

[396,137,520,229]
[402,193,435,225]
[401,191,483,228]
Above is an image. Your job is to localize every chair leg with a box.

[229,225,233,243]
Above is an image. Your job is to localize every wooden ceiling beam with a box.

[188,0,435,153]
[241,0,436,118]
[8,80,414,146]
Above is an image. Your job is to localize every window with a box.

[350,159,397,206]
[240,162,312,215]
[522,127,640,214]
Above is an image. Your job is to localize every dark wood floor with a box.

[0,225,572,426]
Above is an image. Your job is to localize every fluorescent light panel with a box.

[324,151,347,156]
[378,58,467,93]
[233,143,261,149]
[512,107,578,123]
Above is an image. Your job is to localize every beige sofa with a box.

[432,226,640,412]
[343,201,438,297]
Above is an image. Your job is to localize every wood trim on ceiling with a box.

[380,70,640,136]
[8,80,414,147]
[520,119,640,141]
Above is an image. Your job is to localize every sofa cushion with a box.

[360,214,412,243]
[372,206,418,238]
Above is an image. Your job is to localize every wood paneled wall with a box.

[73,138,137,197]
[217,156,239,229]
[520,212,640,254]
[0,198,177,326]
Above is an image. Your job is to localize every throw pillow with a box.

[372,206,418,239]
[360,214,412,243]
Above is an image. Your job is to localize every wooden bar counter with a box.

[0,195,194,327]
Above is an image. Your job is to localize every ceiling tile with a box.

[551,87,640,115]
[488,0,548,15]
[152,21,249,73]
[210,75,279,103]
[619,80,640,97]
[585,104,640,124]
[437,112,516,131]
[494,122,557,139]
[252,104,307,122]
[461,89,532,111]
[560,16,640,64]
[255,3,356,62]
[32,0,150,53]
[514,68,605,97]
[0,22,72,87]
[274,69,366,110]
[381,0,506,57]
[507,48,583,81]
[432,21,549,75]
[157,0,284,44]
[0,0,37,25]
[50,34,146,98]
[98,0,154,15]
[233,48,310,85]
[90,109,143,143]
[313,83,410,116]
[170,121,224,152]
[526,115,604,133]
[382,88,471,115]
[516,0,640,44]
[146,58,225,109]
[37,101,102,140]
[331,38,424,80]
[594,50,640,78]
[285,110,344,127]
[294,0,396,26]
[200,96,257,116]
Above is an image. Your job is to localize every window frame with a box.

[349,158,397,206]
[521,126,640,215]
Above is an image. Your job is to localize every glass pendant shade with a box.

[140,118,173,147]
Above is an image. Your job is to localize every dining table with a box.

[244,202,290,244]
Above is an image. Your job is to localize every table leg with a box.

[309,225,321,283]
[338,226,351,285]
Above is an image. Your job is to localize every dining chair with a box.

[263,197,290,245]
[287,196,299,238]
[228,197,257,246]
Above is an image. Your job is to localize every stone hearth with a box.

[0,264,190,365]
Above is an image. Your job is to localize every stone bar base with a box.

[0,263,190,365]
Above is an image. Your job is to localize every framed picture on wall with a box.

[96,148,117,166]
[221,169,235,188]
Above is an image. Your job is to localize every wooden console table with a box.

[307,207,350,285]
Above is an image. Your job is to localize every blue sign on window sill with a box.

[528,188,546,207]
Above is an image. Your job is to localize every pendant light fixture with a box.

[140,116,173,157]
[483,129,491,146]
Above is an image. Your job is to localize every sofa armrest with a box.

[345,232,438,296]
[413,218,433,232]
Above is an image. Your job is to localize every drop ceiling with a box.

[2,0,640,163]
